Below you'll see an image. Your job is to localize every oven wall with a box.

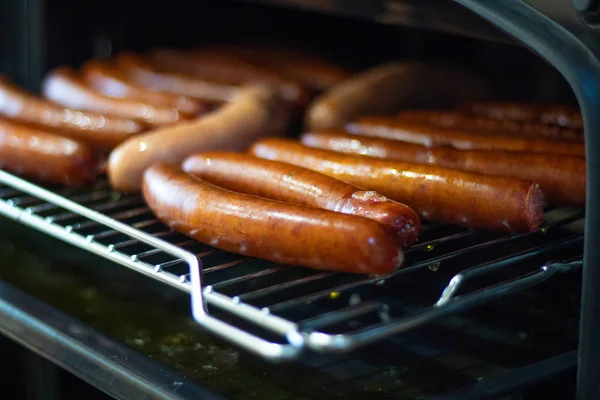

[2,0,578,104]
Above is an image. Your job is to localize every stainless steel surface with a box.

[0,279,225,400]
[0,170,584,362]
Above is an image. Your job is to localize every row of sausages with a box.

[138,92,584,275]
[0,42,350,187]
[0,51,585,274]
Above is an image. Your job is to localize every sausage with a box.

[305,61,490,130]
[182,152,421,247]
[108,85,291,192]
[142,164,402,274]
[397,110,584,141]
[149,48,311,110]
[463,102,583,130]
[81,61,208,116]
[0,76,142,150]
[194,42,351,91]
[346,116,585,157]
[113,53,238,103]
[250,138,545,233]
[42,67,186,127]
[0,119,97,186]
[301,131,586,207]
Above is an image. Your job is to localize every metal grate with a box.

[0,170,584,361]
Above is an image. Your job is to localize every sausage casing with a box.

[108,85,291,192]
[305,61,490,130]
[113,53,239,103]
[149,49,311,109]
[42,67,186,127]
[301,130,586,207]
[347,116,585,157]
[0,119,97,186]
[195,42,351,91]
[463,102,583,130]
[397,110,583,141]
[142,164,402,274]
[182,152,421,247]
[81,61,208,116]
[0,76,142,150]
[250,138,545,233]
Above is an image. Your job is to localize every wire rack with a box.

[0,170,585,362]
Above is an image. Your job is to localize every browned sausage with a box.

[301,130,586,207]
[42,67,188,127]
[0,119,97,186]
[142,163,402,274]
[149,48,311,110]
[194,42,351,91]
[250,138,545,233]
[0,76,142,150]
[305,61,490,130]
[463,102,583,130]
[81,61,208,116]
[113,53,239,103]
[108,85,291,192]
[182,152,421,247]
[346,116,585,156]
[397,110,584,141]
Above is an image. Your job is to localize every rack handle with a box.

[436,260,582,307]
[188,258,304,362]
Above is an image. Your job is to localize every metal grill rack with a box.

[0,169,584,362]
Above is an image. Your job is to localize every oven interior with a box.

[0,0,589,399]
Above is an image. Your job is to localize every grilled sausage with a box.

[194,42,351,91]
[149,48,311,110]
[397,110,584,141]
[463,102,583,130]
[81,61,207,116]
[305,61,490,130]
[346,116,585,157]
[142,164,402,274]
[301,131,586,207]
[113,53,238,103]
[0,76,142,150]
[250,138,545,233]
[182,152,421,247]
[108,85,291,192]
[42,67,187,127]
[0,119,97,186]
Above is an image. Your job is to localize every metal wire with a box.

[0,173,584,361]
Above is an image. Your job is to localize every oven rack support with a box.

[0,170,304,361]
[452,2,600,400]
[0,169,583,363]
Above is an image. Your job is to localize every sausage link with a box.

[301,131,585,207]
[0,119,97,186]
[113,53,238,103]
[142,164,402,274]
[182,152,421,247]
[149,49,311,110]
[463,102,583,130]
[347,116,585,156]
[108,85,291,192]
[196,42,351,91]
[305,61,490,130]
[42,67,187,127]
[81,61,208,116]
[0,76,142,150]
[397,110,583,141]
[250,138,545,233]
